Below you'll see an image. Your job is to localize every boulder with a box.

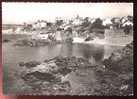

[3,39,11,43]
[19,61,41,68]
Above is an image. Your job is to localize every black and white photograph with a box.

[2,2,133,95]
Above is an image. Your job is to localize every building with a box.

[32,20,47,30]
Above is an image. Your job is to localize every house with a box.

[32,20,47,30]
[72,15,83,25]
[90,18,96,24]
[122,21,133,27]
[121,16,128,24]
[103,18,112,26]
[103,18,113,29]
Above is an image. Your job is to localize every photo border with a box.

[0,0,136,99]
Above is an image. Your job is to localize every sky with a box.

[2,2,133,24]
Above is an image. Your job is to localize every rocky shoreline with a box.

[17,42,133,95]
[98,41,133,95]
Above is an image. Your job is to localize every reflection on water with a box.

[3,43,105,65]
[3,42,123,67]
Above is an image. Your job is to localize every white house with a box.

[32,21,47,30]
[102,18,114,29]
[103,18,112,26]
[40,21,47,28]
[90,18,96,24]
[73,16,83,25]
[122,21,133,27]
[121,16,128,24]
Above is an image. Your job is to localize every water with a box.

[3,42,120,66]
[2,34,123,94]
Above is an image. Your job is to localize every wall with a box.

[104,29,133,46]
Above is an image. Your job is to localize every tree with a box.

[81,17,91,28]
[47,22,52,27]
[111,18,121,29]
[55,19,63,26]
[89,18,104,33]
[127,15,133,22]
[91,18,104,29]
[111,18,116,24]
[124,25,132,35]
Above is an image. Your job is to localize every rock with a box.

[120,85,128,90]
[65,38,73,43]
[31,62,58,73]
[14,39,31,46]
[103,42,133,73]
[19,53,133,95]
[109,51,123,61]
[19,61,41,68]
[21,71,59,83]
[58,67,72,76]
[14,39,50,47]
[19,56,96,94]
[94,42,133,95]
[85,36,94,41]
[3,39,11,43]
[19,62,25,67]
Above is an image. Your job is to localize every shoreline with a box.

[2,33,132,47]
[72,37,131,47]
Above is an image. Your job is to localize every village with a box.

[2,15,133,46]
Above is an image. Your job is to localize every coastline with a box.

[2,33,133,47]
